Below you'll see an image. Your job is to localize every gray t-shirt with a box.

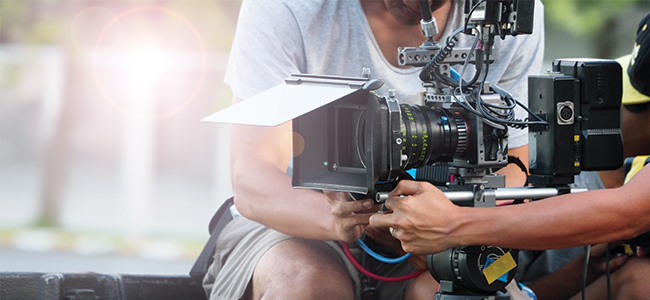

[516,171,605,285]
[224,0,545,148]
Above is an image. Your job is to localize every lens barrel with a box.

[400,105,468,169]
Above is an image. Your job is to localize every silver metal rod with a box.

[375,187,588,204]
[444,187,588,202]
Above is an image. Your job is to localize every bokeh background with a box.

[1,0,650,274]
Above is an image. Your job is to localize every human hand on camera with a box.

[588,242,630,275]
[365,226,428,270]
[369,180,461,254]
[324,190,381,243]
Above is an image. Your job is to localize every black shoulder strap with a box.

[189,197,235,299]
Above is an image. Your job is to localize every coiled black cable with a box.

[420,33,459,84]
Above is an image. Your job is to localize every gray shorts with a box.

[202,216,417,300]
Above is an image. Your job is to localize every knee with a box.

[612,257,650,300]
[283,261,354,300]
[253,240,354,300]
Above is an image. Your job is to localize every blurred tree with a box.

[542,0,650,58]
[39,0,91,227]
[2,0,240,227]
[0,0,65,44]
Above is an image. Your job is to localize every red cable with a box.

[342,242,426,282]
[497,200,514,206]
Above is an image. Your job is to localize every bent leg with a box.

[403,272,438,300]
[609,257,650,300]
[246,239,355,300]
[569,257,650,300]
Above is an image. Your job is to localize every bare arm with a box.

[464,165,650,249]
[369,166,650,254]
[229,96,375,242]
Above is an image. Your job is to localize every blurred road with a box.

[0,247,195,275]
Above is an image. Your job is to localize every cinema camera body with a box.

[203,0,624,298]
[284,62,622,300]
[291,1,623,201]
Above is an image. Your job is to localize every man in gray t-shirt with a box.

[204,1,544,299]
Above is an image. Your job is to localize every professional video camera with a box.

[291,0,544,202]
[204,0,624,299]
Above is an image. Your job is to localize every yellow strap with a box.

[624,155,649,184]
[483,251,517,285]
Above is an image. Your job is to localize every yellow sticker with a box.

[483,251,517,285]
[624,244,634,255]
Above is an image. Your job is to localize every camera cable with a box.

[463,0,488,33]
[356,238,411,264]
[581,240,613,300]
[606,243,612,300]
[582,245,591,300]
[342,242,426,282]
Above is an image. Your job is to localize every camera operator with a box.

[202,1,544,300]
[369,165,650,299]
[514,14,650,300]
[369,13,650,299]
[515,54,650,299]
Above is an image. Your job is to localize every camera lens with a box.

[400,105,468,169]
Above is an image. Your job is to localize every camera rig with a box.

[203,0,624,298]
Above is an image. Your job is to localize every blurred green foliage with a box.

[542,0,648,36]
[541,0,650,58]
[0,0,241,50]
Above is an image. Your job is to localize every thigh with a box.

[610,257,650,300]
[403,272,438,300]
[206,217,293,300]
[249,238,355,300]
[569,257,650,300]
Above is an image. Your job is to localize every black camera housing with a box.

[464,0,535,36]
[528,59,624,186]
[291,81,382,195]
[291,75,509,197]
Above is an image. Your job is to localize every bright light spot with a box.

[126,47,166,89]
[280,131,306,158]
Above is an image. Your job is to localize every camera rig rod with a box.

[375,186,587,204]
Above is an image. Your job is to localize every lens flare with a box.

[92,6,206,119]
[280,131,306,158]
[126,47,166,88]
[71,7,120,57]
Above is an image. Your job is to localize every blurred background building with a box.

[1,0,649,274]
